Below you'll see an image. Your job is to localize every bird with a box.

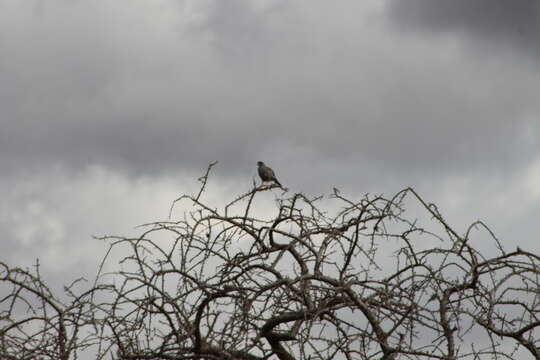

[257,161,282,188]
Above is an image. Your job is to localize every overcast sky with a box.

[1,0,540,305]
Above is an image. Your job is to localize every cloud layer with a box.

[0,0,539,284]
[2,0,539,185]
[387,0,540,59]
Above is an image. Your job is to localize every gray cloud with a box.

[387,0,540,59]
[0,165,194,280]
[0,1,538,191]
[1,0,540,191]
[0,0,540,245]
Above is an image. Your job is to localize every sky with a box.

[1,0,540,313]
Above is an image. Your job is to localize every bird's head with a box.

[257,161,264,167]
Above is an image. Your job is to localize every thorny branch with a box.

[1,167,539,359]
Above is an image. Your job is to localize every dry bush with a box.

[2,165,539,359]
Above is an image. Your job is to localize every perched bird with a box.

[257,161,282,188]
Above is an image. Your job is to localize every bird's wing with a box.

[265,166,276,179]
[258,166,269,180]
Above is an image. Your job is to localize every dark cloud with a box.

[1,0,540,193]
[387,0,540,59]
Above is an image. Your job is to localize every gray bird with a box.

[257,161,282,187]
